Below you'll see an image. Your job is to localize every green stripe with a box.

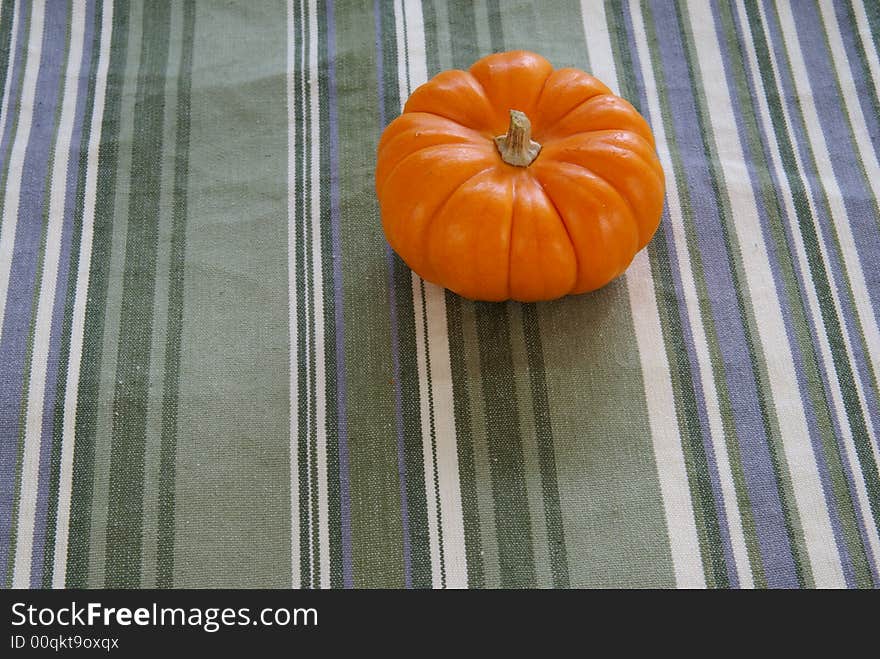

[291,0,310,586]
[0,0,30,227]
[0,0,15,115]
[461,299,501,587]
[454,0,539,589]
[155,0,194,589]
[86,0,144,587]
[43,0,107,587]
[507,304,555,588]
[334,0,404,588]
[521,304,569,588]
[841,2,880,189]
[602,0,725,588]
[474,304,536,588]
[138,0,181,589]
[172,0,290,587]
[66,0,131,588]
[104,0,172,588]
[442,294,484,587]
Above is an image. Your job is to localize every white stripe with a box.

[851,0,880,103]
[52,0,114,588]
[399,0,468,588]
[690,0,849,587]
[300,0,317,587]
[411,276,443,586]
[394,0,442,587]
[12,0,87,589]
[736,0,871,584]
[308,0,330,591]
[0,0,45,346]
[579,0,706,588]
[286,0,300,589]
[626,0,756,588]
[0,0,20,152]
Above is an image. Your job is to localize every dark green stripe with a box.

[291,0,312,587]
[66,0,131,588]
[443,294,484,587]
[520,304,569,588]
[604,0,728,588]
[743,0,880,541]
[0,0,15,112]
[0,0,29,227]
[862,0,880,60]
[43,0,107,587]
[155,0,194,589]
[104,0,171,588]
[840,2,880,191]
[475,303,536,588]
[316,0,343,589]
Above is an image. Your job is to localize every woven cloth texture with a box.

[1,0,879,589]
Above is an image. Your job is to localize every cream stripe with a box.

[393,0,442,587]
[736,0,870,584]
[52,0,114,588]
[580,0,705,589]
[0,0,20,153]
[12,0,87,589]
[626,0,755,588]
[286,0,301,589]
[0,0,45,346]
[309,0,330,590]
[411,276,443,586]
[690,0,848,587]
[300,0,316,585]
[398,0,468,588]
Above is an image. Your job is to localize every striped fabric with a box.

[0,0,878,589]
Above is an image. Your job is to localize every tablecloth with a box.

[1,0,879,589]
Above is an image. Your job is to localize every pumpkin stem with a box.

[494,109,542,167]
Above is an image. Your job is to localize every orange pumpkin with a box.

[376,50,665,302]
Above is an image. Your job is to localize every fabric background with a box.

[1,0,879,589]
